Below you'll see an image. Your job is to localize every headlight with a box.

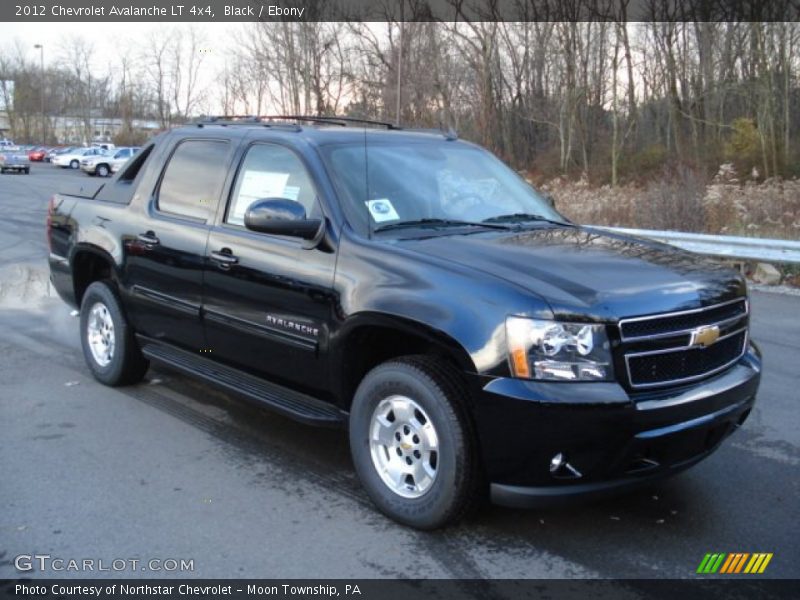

[505,317,613,381]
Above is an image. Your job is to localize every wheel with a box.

[0,168,5,174]
[70,159,79,169]
[96,164,109,177]
[349,356,481,529]
[80,281,149,386]
[24,167,30,174]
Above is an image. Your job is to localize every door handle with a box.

[210,249,239,269]
[137,231,160,246]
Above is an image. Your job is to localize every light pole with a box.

[33,44,44,142]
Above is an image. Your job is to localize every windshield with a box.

[320,141,563,235]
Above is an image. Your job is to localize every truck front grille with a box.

[618,298,749,389]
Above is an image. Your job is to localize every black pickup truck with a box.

[47,117,761,529]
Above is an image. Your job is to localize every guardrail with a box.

[594,227,800,264]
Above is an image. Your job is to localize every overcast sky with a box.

[0,21,240,112]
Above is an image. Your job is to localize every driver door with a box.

[202,142,336,394]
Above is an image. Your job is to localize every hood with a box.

[400,225,746,321]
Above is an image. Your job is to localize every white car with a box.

[109,147,141,174]
[81,147,139,177]
[53,147,108,169]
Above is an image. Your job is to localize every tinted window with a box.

[157,140,230,221]
[226,144,318,227]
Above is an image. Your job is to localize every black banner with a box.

[2,580,800,600]
[2,0,800,23]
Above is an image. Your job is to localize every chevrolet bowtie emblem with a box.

[690,325,720,348]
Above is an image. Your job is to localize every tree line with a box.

[2,14,799,183]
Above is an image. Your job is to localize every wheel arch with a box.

[330,312,476,410]
[70,245,120,306]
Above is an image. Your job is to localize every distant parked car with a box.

[28,147,48,161]
[0,150,31,174]
[104,147,141,175]
[81,146,139,177]
[53,147,107,169]
[47,146,76,163]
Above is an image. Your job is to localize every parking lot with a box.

[0,163,798,580]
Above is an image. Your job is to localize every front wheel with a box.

[80,281,149,386]
[69,159,79,169]
[349,356,481,529]
[96,164,109,177]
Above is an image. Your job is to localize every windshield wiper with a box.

[374,218,511,233]
[482,213,571,226]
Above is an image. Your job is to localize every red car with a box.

[28,147,47,161]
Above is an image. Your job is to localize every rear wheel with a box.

[80,281,149,386]
[349,356,481,529]
[23,167,30,174]
[96,164,109,177]
[69,159,79,169]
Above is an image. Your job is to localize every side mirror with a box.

[244,198,323,241]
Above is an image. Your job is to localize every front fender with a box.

[332,230,553,380]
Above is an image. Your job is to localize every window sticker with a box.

[365,199,400,223]
[230,171,290,225]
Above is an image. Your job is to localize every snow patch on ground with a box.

[0,263,52,310]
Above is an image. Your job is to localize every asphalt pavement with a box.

[0,164,797,580]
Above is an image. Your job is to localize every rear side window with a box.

[118,145,153,183]
[157,139,230,221]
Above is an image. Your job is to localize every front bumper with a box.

[471,346,761,507]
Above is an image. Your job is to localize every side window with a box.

[118,144,153,183]
[226,144,318,227]
[157,140,230,221]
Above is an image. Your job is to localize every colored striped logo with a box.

[697,553,773,574]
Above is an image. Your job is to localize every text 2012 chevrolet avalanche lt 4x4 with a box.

[47,116,761,529]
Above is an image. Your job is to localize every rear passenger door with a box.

[202,141,336,393]
[124,137,234,351]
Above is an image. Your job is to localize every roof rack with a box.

[193,115,302,132]
[262,115,402,130]
[191,115,458,138]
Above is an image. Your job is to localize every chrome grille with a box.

[619,298,749,389]
[620,297,747,341]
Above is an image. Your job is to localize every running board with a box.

[140,340,346,428]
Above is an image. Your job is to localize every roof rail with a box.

[192,115,301,132]
[191,115,457,138]
[262,115,402,130]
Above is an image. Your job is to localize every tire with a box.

[80,281,149,386]
[96,164,109,177]
[349,356,481,529]
[0,168,4,174]
[69,159,79,169]
[24,167,30,174]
